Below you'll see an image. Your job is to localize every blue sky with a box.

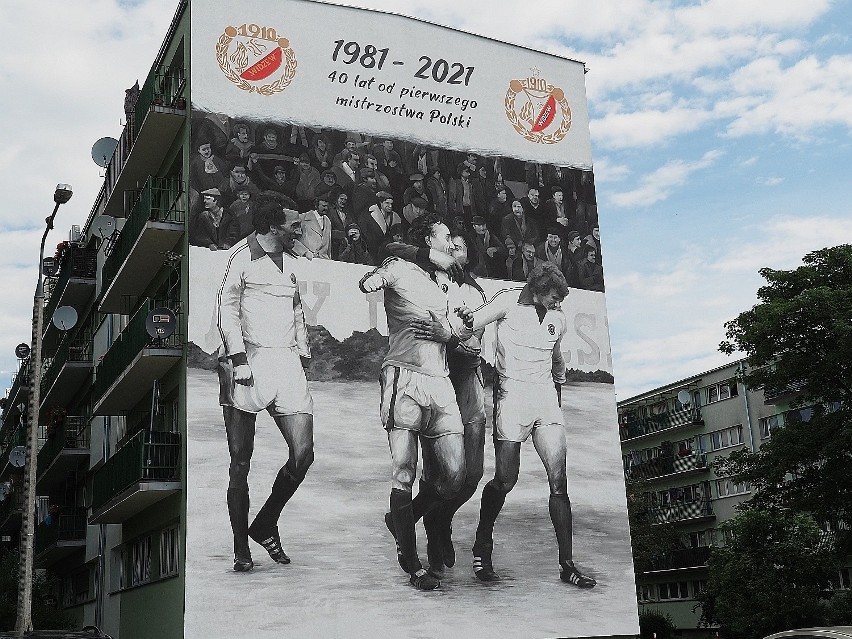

[1,0,850,400]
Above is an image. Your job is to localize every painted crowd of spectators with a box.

[188,112,603,291]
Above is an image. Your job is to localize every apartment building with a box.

[0,3,188,637]
[618,360,791,635]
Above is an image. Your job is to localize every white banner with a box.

[191,0,592,168]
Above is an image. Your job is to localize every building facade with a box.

[0,2,188,637]
[617,360,835,635]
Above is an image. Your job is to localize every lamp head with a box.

[54,184,73,204]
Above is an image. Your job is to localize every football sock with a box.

[390,488,423,573]
[253,465,303,529]
[474,480,506,547]
[549,493,573,563]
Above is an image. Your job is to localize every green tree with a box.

[626,479,681,572]
[697,509,838,639]
[0,549,74,631]
[718,245,852,537]
[639,608,677,639]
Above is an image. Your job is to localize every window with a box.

[716,478,750,498]
[637,584,654,602]
[131,536,152,587]
[685,530,708,548]
[759,414,782,439]
[658,581,690,600]
[62,565,95,607]
[160,525,180,578]
[701,425,743,451]
[835,567,851,590]
[706,379,739,404]
[692,580,707,596]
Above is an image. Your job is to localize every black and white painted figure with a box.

[456,261,597,588]
[215,195,315,572]
[359,213,470,591]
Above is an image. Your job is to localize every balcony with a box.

[99,177,185,314]
[0,484,24,533]
[92,299,183,416]
[37,416,90,492]
[764,381,806,405]
[2,364,29,429]
[102,67,186,219]
[42,246,97,354]
[90,430,181,523]
[649,499,714,525]
[34,507,87,567]
[39,338,93,414]
[626,452,708,482]
[638,546,712,573]
[620,407,703,442]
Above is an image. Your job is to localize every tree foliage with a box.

[0,549,75,632]
[639,608,677,639]
[626,479,681,572]
[697,509,843,639]
[717,245,852,534]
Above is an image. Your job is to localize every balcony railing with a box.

[37,416,89,474]
[638,546,712,572]
[626,452,708,481]
[620,407,703,441]
[91,430,181,512]
[40,338,93,397]
[92,298,183,402]
[43,246,97,325]
[649,499,714,524]
[0,486,24,524]
[136,68,187,134]
[2,363,29,423]
[101,176,186,290]
[34,507,87,555]
[764,380,806,403]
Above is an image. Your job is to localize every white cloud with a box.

[609,150,723,208]
[756,176,784,186]
[591,157,630,182]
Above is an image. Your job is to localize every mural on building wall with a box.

[186,2,637,638]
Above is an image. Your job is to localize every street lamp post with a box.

[15,184,72,635]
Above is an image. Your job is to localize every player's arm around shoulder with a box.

[359,256,400,293]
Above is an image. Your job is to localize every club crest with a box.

[505,68,571,144]
[216,23,297,96]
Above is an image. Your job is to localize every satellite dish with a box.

[91,137,119,168]
[677,390,691,406]
[52,306,78,331]
[92,215,117,239]
[146,307,177,339]
[9,446,27,468]
[15,343,30,359]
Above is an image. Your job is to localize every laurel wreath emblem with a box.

[216,27,297,96]
[504,80,572,145]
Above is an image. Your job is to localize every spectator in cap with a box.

[449,165,484,226]
[401,196,428,228]
[352,168,379,220]
[254,162,297,200]
[372,139,403,175]
[577,245,604,292]
[248,126,293,179]
[470,216,505,278]
[314,169,339,201]
[189,188,237,250]
[339,223,373,265]
[403,173,432,209]
[536,228,572,282]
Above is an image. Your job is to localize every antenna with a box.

[52,306,79,332]
[146,307,177,340]
[92,215,117,240]
[91,137,119,168]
